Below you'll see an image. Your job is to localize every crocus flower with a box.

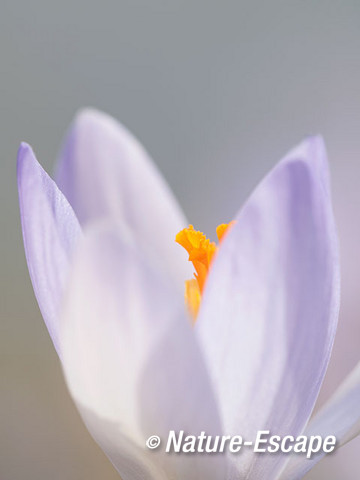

[17,109,360,479]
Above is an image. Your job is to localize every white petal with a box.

[60,221,224,480]
[17,143,81,355]
[55,108,192,289]
[196,137,340,479]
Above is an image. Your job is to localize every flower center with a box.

[175,222,235,322]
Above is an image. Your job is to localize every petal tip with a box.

[18,141,31,154]
[292,134,327,161]
[73,107,114,130]
[305,134,327,159]
[72,107,134,143]
[17,142,37,186]
[304,135,331,186]
[282,135,330,190]
[305,133,325,144]
[17,142,33,166]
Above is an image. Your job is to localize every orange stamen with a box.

[216,221,236,242]
[176,222,235,322]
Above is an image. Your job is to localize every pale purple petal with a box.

[196,136,340,479]
[55,108,192,289]
[280,361,360,479]
[60,221,224,480]
[17,143,81,356]
[73,408,168,480]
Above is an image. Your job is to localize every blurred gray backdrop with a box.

[1,1,360,479]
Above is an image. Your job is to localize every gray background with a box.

[1,1,359,478]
